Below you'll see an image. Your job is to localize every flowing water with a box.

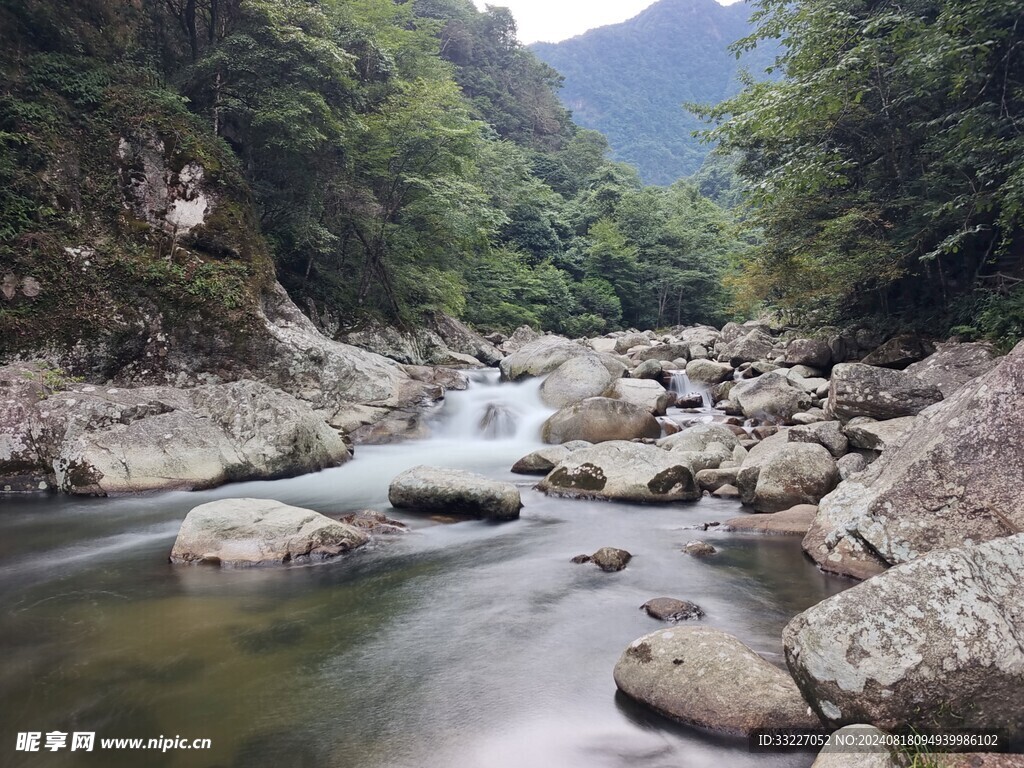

[0,371,848,768]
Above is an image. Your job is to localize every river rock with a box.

[827,363,943,422]
[541,398,661,444]
[804,340,1024,577]
[843,417,914,452]
[632,343,691,363]
[631,359,664,380]
[788,421,848,458]
[810,725,899,768]
[502,325,542,353]
[738,438,838,512]
[683,540,717,556]
[836,452,868,479]
[614,332,652,354]
[784,533,1024,739]
[539,355,614,408]
[786,338,832,368]
[712,483,741,498]
[538,441,699,502]
[604,378,671,414]
[614,626,820,736]
[641,598,704,621]
[723,505,817,535]
[731,372,812,425]
[657,423,739,452]
[341,510,408,536]
[428,312,504,366]
[511,442,591,475]
[590,547,632,571]
[905,341,1000,395]
[695,467,738,493]
[685,358,734,385]
[19,378,352,495]
[727,330,775,366]
[499,335,590,381]
[859,335,934,369]
[170,498,368,567]
[388,466,522,520]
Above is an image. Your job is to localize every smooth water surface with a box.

[0,372,847,767]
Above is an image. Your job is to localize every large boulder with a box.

[631,343,691,363]
[744,443,839,513]
[541,397,661,444]
[859,335,934,369]
[170,498,368,567]
[731,372,813,425]
[685,358,734,385]
[499,335,590,381]
[786,338,832,368]
[657,422,740,452]
[723,505,818,535]
[727,330,775,366]
[538,441,699,502]
[428,313,504,366]
[604,378,671,414]
[539,355,614,408]
[631,359,664,380]
[843,417,914,452]
[510,441,591,474]
[614,626,820,736]
[388,466,522,520]
[788,421,848,458]
[614,332,652,354]
[2,371,352,495]
[502,325,541,353]
[804,341,1024,577]
[905,341,1000,396]
[827,363,943,422]
[784,533,1024,739]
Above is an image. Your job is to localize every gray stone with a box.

[695,467,738,493]
[541,397,661,444]
[604,378,671,414]
[836,452,868,480]
[539,355,614,408]
[905,341,1000,396]
[657,423,740,452]
[786,338,832,368]
[740,440,838,513]
[631,359,664,380]
[788,421,848,458]
[502,325,542,353]
[731,372,813,425]
[785,533,1024,739]
[614,626,820,736]
[170,498,368,567]
[728,330,775,366]
[591,547,632,572]
[723,505,818,536]
[685,358,734,385]
[684,540,717,557]
[804,340,1024,577]
[843,417,915,452]
[499,335,590,381]
[827,363,943,422]
[538,441,698,502]
[859,335,935,369]
[641,598,704,622]
[388,466,522,520]
[511,442,591,475]
[810,725,899,768]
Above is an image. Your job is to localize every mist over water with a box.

[0,372,840,768]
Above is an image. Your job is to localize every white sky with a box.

[473,0,745,45]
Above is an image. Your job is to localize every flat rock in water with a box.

[341,510,408,535]
[683,540,717,557]
[170,498,368,567]
[641,598,704,622]
[388,466,522,521]
[613,626,821,736]
[722,505,817,536]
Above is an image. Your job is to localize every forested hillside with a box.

[532,0,775,185]
[700,0,1024,348]
[0,0,743,369]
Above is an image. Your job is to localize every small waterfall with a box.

[667,370,712,409]
[431,369,553,442]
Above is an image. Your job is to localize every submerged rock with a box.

[341,510,408,536]
[170,498,368,567]
[538,441,698,503]
[614,626,820,735]
[722,505,818,536]
[388,466,522,521]
[683,541,717,557]
[641,598,704,622]
[590,547,632,572]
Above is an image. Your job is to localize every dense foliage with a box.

[699,0,1024,345]
[532,0,776,185]
[0,0,741,346]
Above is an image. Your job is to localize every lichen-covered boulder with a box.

[804,340,1024,578]
[499,335,590,381]
[859,335,934,369]
[789,421,849,458]
[843,417,915,452]
[904,341,1000,395]
[744,443,839,513]
[604,378,672,414]
[614,626,820,735]
[785,533,1024,739]
[656,422,740,452]
[541,397,661,444]
[388,466,522,520]
[786,338,832,368]
[510,441,591,474]
[170,498,368,567]
[827,363,943,422]
[538,441,698,502]
[731,372,813,425]
[685,358,734,385]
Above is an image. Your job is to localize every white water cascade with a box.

[667,370,712,409]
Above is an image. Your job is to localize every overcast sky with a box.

[473,0,744,45]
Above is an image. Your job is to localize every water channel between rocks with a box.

[0,370,849,768]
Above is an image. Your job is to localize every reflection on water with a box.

[0,372,845,768]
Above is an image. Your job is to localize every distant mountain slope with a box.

[531,0,776,185]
